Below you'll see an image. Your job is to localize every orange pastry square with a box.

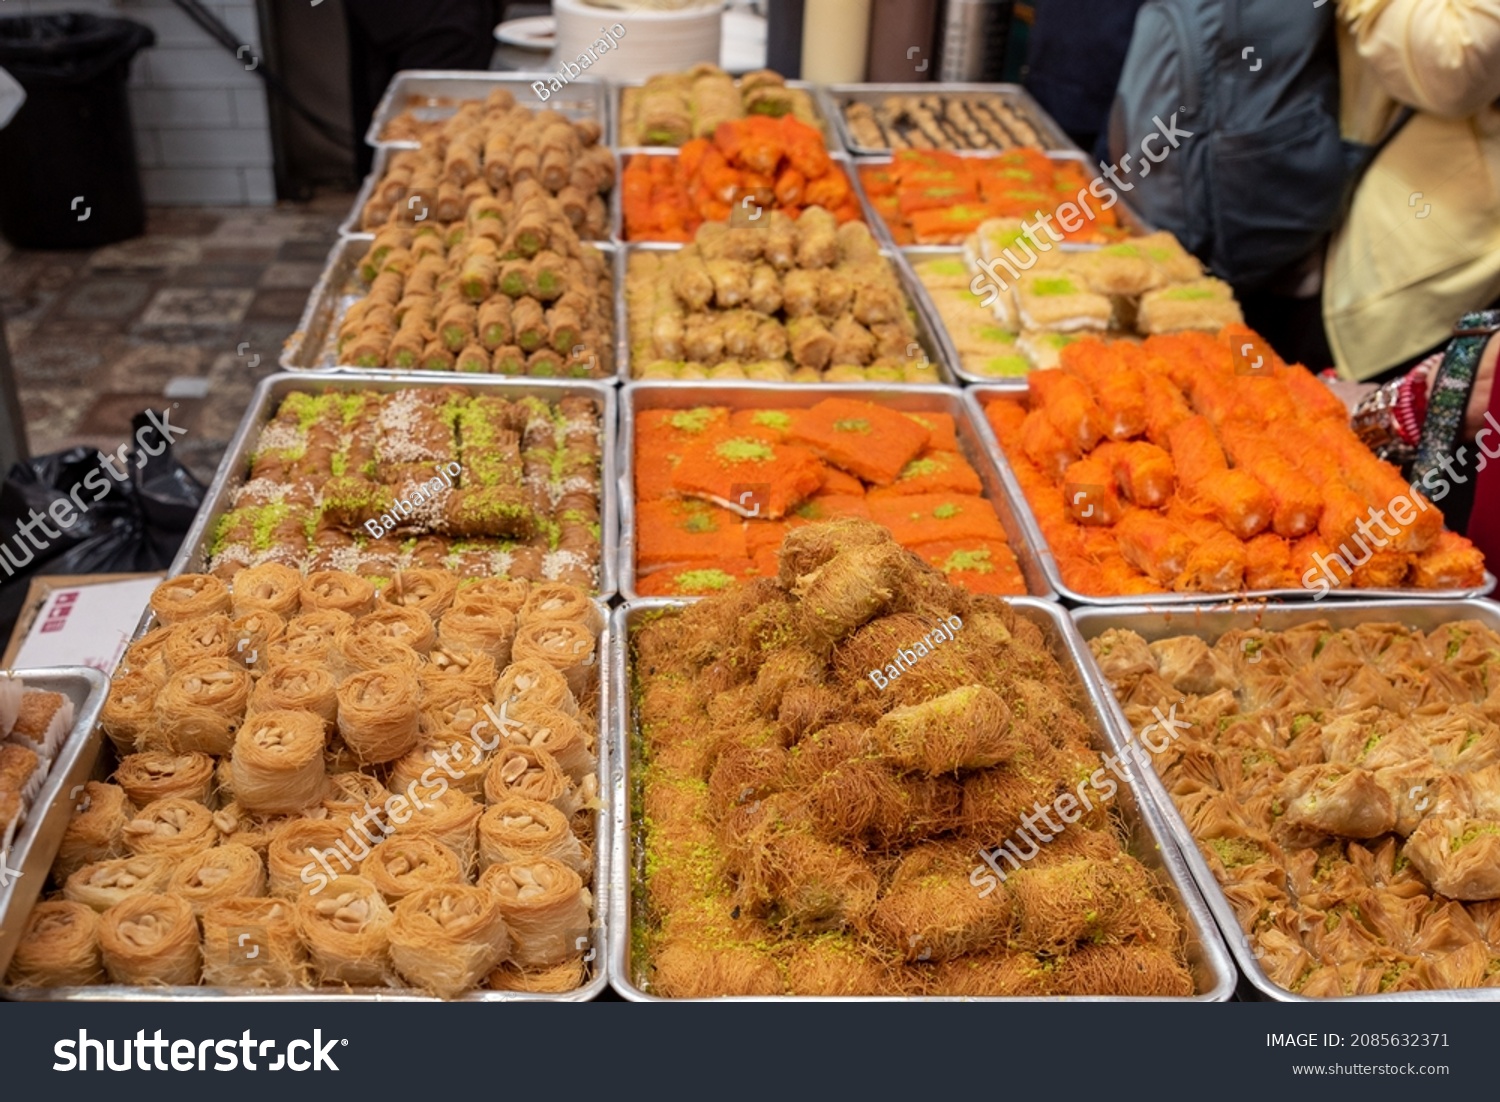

[867,449,984,499]
[789,398,931,485]
[868,493,1006,544]
[909,538,1025,595]
[670,436,826,519]
[636,499,747,569]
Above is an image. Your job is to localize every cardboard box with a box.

[2,573,162,673]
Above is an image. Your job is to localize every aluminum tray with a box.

[366,69,612,150]
[3,606,613,1002]
[169,372,619,602]
[964,386,1499,605]
[854,149,1152,253]
[617,380,1056,601]
[617,147,885,245]
[611,76,839,152]
[338,142,624,242]
[0,667,111,981]
[282,237,628,383]
[608,597,1236,1001]
[1073,598,1500,1002]
[618,240,958,386]
[820,82,1080,158]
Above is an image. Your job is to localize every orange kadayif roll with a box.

[1411,530,1488,589]
[1095,441,1175,508]
[1244,533,1294,589]
[1115,510,1192,585]
[1061,342,1147,440]
[1217,424,1322,538]
[1019,409,1078,480]
[1141,372,1194,447]
[1028,369,1104,453]
[1299,419,1443,552]
[1061,457,1123,526]
[1165,417,1271,539]
[1174,529,1246,592]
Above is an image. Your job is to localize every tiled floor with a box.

[0,194,354,486]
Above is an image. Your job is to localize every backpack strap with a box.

[1411,309,1500,488]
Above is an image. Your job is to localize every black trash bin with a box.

[0,13,155,249]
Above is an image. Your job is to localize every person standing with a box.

[344,0,504,174]
[1024,0,1147,157]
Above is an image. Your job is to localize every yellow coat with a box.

[1326,0,1500,379]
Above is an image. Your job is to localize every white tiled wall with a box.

[3,0,276,205]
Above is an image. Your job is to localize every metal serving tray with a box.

[1073,598,1500,1001]
[282,237,628,384]
[0,667,111,982]
[169,372,620,602]
[612,76,840,152]
[820,82,1080,158]
[338,142,624,242]
[3,606,613,1002]
[617,380,1055,601]
[608,597,1236,1001]
[618,240,958,386]
[854,149,1152,254]
[964,386,1499,606]
[366,69,612,150]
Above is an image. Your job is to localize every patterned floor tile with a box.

[87,237,202,272]
[102,343,207,393]
[258,261,323,289]
[247,288,313,321]
[140,288,256,328]
[60,279,156,321]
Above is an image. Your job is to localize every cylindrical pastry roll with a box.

[494,658,578,717]
[510,620,596,698]
[390,736,490,800]
[461,576,532,611]
[100,670,161,756]
[167,843,267,913]
[395,788,483,872]
[119,629,172,683]
[330,627,423,683]
[481,858,589,969]
[4,900,103,987]
[115,752,215,808]
[488,958,586,993]
[483,745,577,815]
[273,609,355,663]
[122,797,219,860]
[54,781,135,881]
[64,854,173,912]
[508,701,593,781]
[99,894,201,986]
[382,568,459,618]
[267,819,361,898]
[212,800,306,854]
[323,771,392,822]
[249,662,339,731]
[162,615,233,672]
[422,644,498,697]
[151,660,252,756]
[231,562,303,619]
[478,798,586,876]
[149,574,232,626]
[337,668,422,765]
[294,875,394,988]
[418,679,489,740]
[228,610,285,675]
[356,606,436,655]
[388,884,510,999]
[437,596,517,664]
[232,710,328,814]
[300,571,377,616]
[201,897,308,988]
[518,583,604,635]
[365,834,465,903]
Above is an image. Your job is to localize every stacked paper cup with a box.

[552,0,725,82]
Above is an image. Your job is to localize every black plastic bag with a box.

[0,410,206,642]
